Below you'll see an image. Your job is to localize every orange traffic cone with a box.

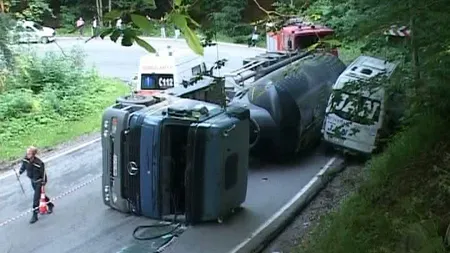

[39,185,48,214]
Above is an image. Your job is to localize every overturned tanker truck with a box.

[228,52,346,160]
[100,51,346,223]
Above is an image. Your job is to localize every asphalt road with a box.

[0,38,335,253]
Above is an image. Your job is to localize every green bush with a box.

[298,113,450,253]
[0,46,129,160]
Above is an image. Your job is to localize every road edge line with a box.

[0,138,101,181]
[229,156,346,253]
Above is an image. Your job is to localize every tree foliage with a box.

[300,0,450,127]
[0,13,14,71]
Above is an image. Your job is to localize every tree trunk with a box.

[0,0,4,13]
[96,0,103,27]
[95,0,100,22]
[99,0,103,26]
[108,0,111,27]
[409,0,421,87]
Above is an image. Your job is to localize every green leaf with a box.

[322,39,342,47]
[185,15,200,27]
[307,42,321,51]
[135,36,156,53]
[130,14,154,34]
[144,0,156,9]
[174,0,182,6]
[103,10,122,21]
[170,13,187,31]
[121,28,136,47]
[99,27,115,39]
[184,27,203,55]
[110,29,122,42]
[171,14,203,55]
[121,35,134,47]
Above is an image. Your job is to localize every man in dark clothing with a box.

[19,146,54,224]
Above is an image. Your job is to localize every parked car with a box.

[10,20,56,44]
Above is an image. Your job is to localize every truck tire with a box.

[116,95,156,106]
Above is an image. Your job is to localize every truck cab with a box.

[266,21,338,56]
[101,77,250,224]
[322,56,398,155]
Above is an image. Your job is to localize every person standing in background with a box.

[92,16,98,37]
[174,25,180,39]
[76,17,85,39]
[160,17,166,38]
[116,17,122,29]
[248,25,259,47]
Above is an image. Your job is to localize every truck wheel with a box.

[40,37,49,44]
[116,95,156,106]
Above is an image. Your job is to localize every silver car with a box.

[11,20,56,44]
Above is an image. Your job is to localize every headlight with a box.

[112,192,118,203]
[111,117,117,134]
[113,154,118,177]
[103,120,109,138]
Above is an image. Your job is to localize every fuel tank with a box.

[229,52,346,160]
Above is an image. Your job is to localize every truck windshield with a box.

[328,92,382,125]
[141,73,174,90]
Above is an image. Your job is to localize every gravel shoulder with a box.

[262,163,367,253]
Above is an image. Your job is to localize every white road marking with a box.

[228,156,338,253]
[0,174,101,227]
[0,138,101,181]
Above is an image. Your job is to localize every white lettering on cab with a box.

[333,93,381,120]
[158,78,174,88]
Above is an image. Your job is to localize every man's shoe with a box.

[47,203,54,214]
[29,214,38,224]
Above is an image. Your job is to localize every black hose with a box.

[132,222,181,241]
[132,193,183,252]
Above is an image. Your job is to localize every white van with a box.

[322,55,398,155]
[133,46,208,96]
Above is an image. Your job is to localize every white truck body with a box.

[322,55,398,155]
[134,47,207,95]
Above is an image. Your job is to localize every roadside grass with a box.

[0,78,129,161]
[0,46,130,162]
[336,41,363,64]
[297,113,450,253]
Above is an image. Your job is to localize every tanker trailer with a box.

[229,52,346,161]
